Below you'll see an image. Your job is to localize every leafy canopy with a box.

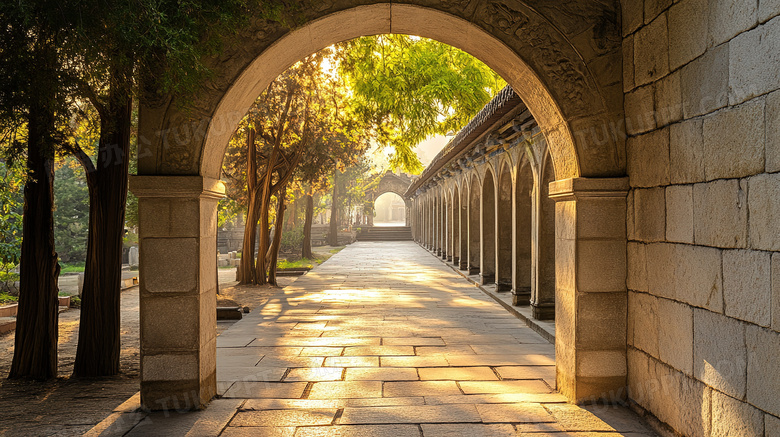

[337,35,505,173]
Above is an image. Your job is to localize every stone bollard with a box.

[77,273,85,298]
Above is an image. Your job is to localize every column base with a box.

[436,249,442,257]
[446,255,453,262]
[452,256,459,265]
[512,286,531,306]
[532,302,555,321]
[468,265,480,275]
[496,281,512,292]
[480,273,495,285]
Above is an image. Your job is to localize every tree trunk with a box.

[238,128,259,285]
[73,80,132,377]
[268,186,287,286]
[9,80,60,380]
[328,172,339,246]
[302,193,314,259]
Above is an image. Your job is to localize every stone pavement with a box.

[104,242,656,436]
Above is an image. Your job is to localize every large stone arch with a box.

[138,2,624,182]
[132,0,629,410]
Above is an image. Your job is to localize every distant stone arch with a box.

[367,172,414,226]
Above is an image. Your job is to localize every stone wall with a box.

[623,1,780,435]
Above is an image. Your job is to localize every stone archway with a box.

[481,168,497,285]
[368,172,414,226]
[131,1,628,409]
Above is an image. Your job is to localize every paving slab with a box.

[113,242,653,435]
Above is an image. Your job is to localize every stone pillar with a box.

[131,175,224,411]
[549,177,628,404]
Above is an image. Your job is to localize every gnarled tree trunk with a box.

[9,83,60,380]
[302,193,314,259]
[73,81,132,377]
[268,186,287,286]
[328,172,339,247]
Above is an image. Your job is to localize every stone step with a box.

[0,316,16,335]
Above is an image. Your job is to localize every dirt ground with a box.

[0,273,297,436]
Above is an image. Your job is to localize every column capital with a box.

[130,175,225,200]
[548,177,629,201]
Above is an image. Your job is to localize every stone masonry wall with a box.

[622,1,780,435]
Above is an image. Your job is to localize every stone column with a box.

[130,175,224,411]
[549,177,628,404]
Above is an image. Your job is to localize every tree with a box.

[222,49,369,285]
[0,0,74,379]
[337,35,505,173]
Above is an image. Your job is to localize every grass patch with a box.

[59,262,85,274]
[0,292,18,305]
[329,246,345,254]
[277,254,333,270]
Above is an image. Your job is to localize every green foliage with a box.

[0,160,23,267]
[0,292,18,304]
[59,262,85,274]
[337,35,506,173]
[279,225,304,254]
[53,158,90,263]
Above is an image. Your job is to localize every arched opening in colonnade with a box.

[468,175,481,275]
[458,184,468,270]
[373,192,406,227]
[496,163,513,292]
[481,169,496,285]
[450,187,460,265]
[532,152,557,320]
[514,157,534,306]
[132,1,628,410]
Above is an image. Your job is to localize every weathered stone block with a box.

[653,358,711,437]
[774,253,780,333]
[768,414,780,437]
[665,185,693,244]
[702,99,765,180]
[627,128,670,188]
[143,354,199,381]
[708,0,758,46]
[141,238,198,293]
[668,0,708,70]
[760,0,780,23]
[748,173,780,251]
[576,239,626,293]
[729,16,780,105]
[142,295,199,350]
[577,292,627,352]
[645,242,676,300]
[670,118,705,184]
[693,179,748,248]
[767,90,780,173]
[711,390,765,437]
[628,292,658,355]
[626,242,648,292]
[681,43,729,118]
[633,187,665,242]
[625,85,655,135]
[676,244,724,312]
[634,13,669,86]
[657,298,693,376]
[747,325,780,416]
[694,309,747,399]
[645,0,672,24]
[655,71,682,126]
[723,249,771,326]
[623,34,635,92]
[622,0,644,36]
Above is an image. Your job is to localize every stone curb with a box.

[429,249,556,344]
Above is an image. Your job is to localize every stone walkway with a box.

[106,242,656,436]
